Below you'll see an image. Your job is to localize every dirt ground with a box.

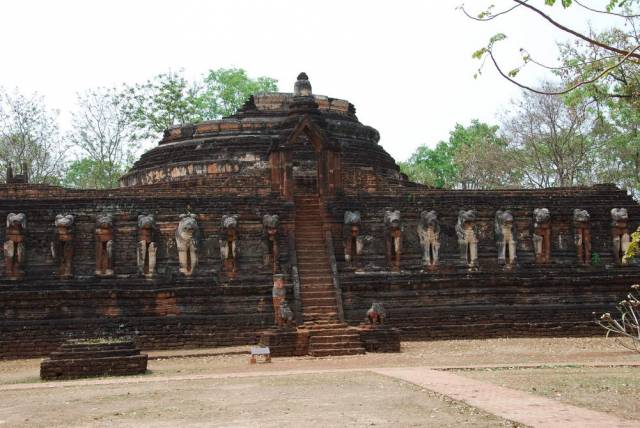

[1,337,638,427]
[1,336,636,386]
[0,371,517,428]
[455,366,640,422]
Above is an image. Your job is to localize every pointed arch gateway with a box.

[269,115,342,199]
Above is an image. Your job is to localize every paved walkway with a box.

[374,367,640,428]
[2,365,639,427]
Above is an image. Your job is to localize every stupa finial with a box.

[294,72,312,97]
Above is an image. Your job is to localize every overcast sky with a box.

[0,1,615,161]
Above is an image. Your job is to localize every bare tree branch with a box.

[487,44,640,96]
[574,0,640,18]
[513,0,640,60]
[458,2,526,21]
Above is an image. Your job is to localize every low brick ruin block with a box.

[40,339,148,380]
[259,328,310,357]
[358,325,401,353]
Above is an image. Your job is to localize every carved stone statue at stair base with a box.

[4,213,26,279]
[137,214,157,278]
[417,210,440,270]
[495,210,517,267]
[344,211,363,270]
[272,274,287,327]
[384,210,402,272]
[532,208,551,264]
[176,214,198,276]
[51,214,74,278]
[262,214,280,273]
[220,214,239,276]
[456,210,479,269]
[95,214,114,277]
[279,300,294,327]
[611,208,630,264]
[366,302,387,325]
[574,209,591,265]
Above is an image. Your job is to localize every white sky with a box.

[0,0,616,162]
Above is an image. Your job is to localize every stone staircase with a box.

[294,193,365,357]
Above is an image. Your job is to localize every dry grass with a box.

[454,366,640,422]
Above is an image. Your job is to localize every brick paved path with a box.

[374,367,640,428]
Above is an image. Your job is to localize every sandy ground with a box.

[455,366,640,422]
[0,371,518,428]
[2,336,636,386]
[1,337,638,427]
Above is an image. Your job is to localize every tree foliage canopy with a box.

[400,120,515,189]
[450,0,640,197]
[124,68,277,139]
[62,67,278,189]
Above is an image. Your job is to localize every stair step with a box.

[302,295,335,300]
[302,296,335,301]
[301,303,337,309]
[308,347,365,357]
[300,281,334,287]
[301,288,335,294]
[295,195,347,340]
[303,311,338,316]
[302,305,339,312]
[298,274,332,280]
[309,335,361,344]
[304,314,340,319]
[299,272,332,277]
[298,275,332,280]
[302,324,350,331]
[301,285,334,291]
[301,292,336,299]
[302,302,335,308]
[299,274,332,279]
[297,256,329,261]
[298,262,330,267]
[310,341,364,349]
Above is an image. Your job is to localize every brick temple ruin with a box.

[1,73,640,358]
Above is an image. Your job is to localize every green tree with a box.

[124,68,278,139]
[401,120,515,189]
[62,158,128,189]
[201,68,278,118]
[124,71,204,139]
[400,141,457,188]
[64,68,277,189]
[555,17,640,196]
[0,87,66,184]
